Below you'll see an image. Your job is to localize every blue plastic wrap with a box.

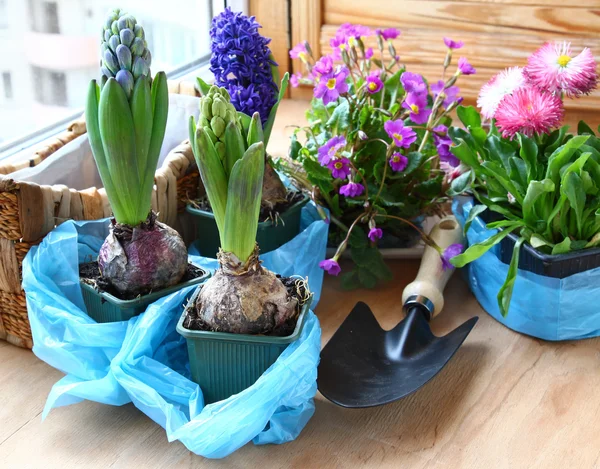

[454,198,600,341]
[22,202,328,457]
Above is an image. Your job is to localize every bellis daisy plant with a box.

[278,26,475,289]
[447,41,600,317]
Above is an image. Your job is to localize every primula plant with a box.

[282,25,475,288]
[197,8,292,213]
[86,9,188,296]
[449,41,600,316]
[187,86,305,334]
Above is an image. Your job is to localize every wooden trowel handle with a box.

[401,216,464,319]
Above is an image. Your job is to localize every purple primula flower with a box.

[384,120,417,149]
[313,55,334,78]
[339,181,365,198]
[330,33,347,60]
[327,157,351,179]
[433,124,448,135]
[376,28,401,41]
[402,92,432,124]
[400,71,427,95]
[210,8,278,123]
[314,66,349,104]
[389,152,408,172]
[430,80,461,108]
[458,57,476,75]
[289,42,308,60]
[441,243,464,271]
[444,37,464,50]
[290,72,301,88]
[432,125,459,166]
[366,72,383,94]
[368,227,383,242]
[365,47,374,60]
[320,258,341,276]
[318,135,346,166]
[339,23,372,40]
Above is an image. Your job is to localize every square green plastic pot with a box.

[177,288,311,404]
[80,266,210,324]
[186,195,309,258]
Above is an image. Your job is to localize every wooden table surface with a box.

[1,258,600,468]
[1,101,600,468]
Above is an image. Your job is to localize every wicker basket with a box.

[0,80,201,348]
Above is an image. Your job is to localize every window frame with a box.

[0,0,244,163]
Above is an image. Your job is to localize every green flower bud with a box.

[132,56,148,79]
[104,29,111,42]
[116,44,132,71]
[134,24,144,39]
[200,116,210,129]
[142,49,151,67]
[115,69,134,99]
[215,142,226,159]
[201,98,213,119]
[120,28,134,47]
[130,37,145,57]
[108,34,120,54]
[103,49,119,74]
[203,126,218,144]
[111,20,119,35]
[211,116,226,138]
[212,97,228,119]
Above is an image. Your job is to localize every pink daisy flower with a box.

[494,86,564,139]
[525,41,597,97]
[477,67,527,120]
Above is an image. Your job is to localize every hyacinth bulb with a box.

[100,8,150,99]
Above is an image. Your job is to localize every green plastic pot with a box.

[186,195,309,258]
[80,266,210,323]
[177,287,311,404]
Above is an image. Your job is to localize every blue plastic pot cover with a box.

[454,198,600,341]
[22,202,328,457]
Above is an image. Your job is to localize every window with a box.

[0,0,230,158]
[2,72,12,100]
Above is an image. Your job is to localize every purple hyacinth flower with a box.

[400,72,427,95]
[444,37,464,50]
[389,152,408,172]
[384,119,417,149]
[377,28,401,41]
[318,135,346,166]
[368,227,383,242]
[366,72,383,94]
[327,157,351,179]
[319,258,341,276]
[339,181,365,198]
[458,57,476,75]
[314,66,349,105]
[402,92,432,124]
[441,243,464,270]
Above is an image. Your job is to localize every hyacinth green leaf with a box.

[194,127,229,237]
[269,52,280,91]
[497,236,525,317]
[196,77,212,96]
[98,78,140,225]
[224,121,246,177]
[237,111,252,140]
[188,115,197,151]
[137,71,168,220]
[522,179,555,227]
[247,112,264,147]
[263,72,289,146]
[85,80,126,222]
[546,135,589,184]
[222,142,265,261]
[451,224,520,268]
[130,75,152,182]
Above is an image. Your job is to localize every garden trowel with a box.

[317,216,478,408]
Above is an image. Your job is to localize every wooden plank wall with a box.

[289,0,600,118]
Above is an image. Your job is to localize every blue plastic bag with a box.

[454,198,600,341]
[22,203,328,457]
